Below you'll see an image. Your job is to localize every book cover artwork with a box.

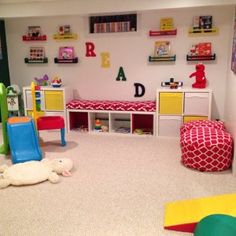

[29,47,45,61]
[190,42,212,56]
[59,47,74,59]
[28,26,41,37]
[58,25,71,35]
[193,16,212,29]
[154,41,171,57]
[160,18,174,31]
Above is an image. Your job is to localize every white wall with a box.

[0,0,236,18]
[224,8,236,175]
[5,5,234,120]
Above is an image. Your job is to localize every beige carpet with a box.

[0,130,236,236]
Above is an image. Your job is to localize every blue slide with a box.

[7,117,42,164]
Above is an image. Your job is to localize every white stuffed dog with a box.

[0,158,73,189]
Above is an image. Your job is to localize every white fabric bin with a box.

[184,92,209,116]
[158,116,182,137]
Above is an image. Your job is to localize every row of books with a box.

[152,41,213,57]
[28,46,76,61]
[93,21,132,33]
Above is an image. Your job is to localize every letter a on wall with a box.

[134,83,145,97]
[85,42,96,57]
[101,52,110,68]
[116,66,127,81]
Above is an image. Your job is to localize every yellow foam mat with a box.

[164,193,236,228]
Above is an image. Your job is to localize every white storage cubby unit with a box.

[67,109,156,136]
[156,87,212,136]
[23,86,73,130]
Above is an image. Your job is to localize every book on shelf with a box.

[189,42,212,56]
[58,47,75,59]
[160,17,174,31]
[192,16,212,29]
[28,26,41,37]
[154,41,171,57]
[29,46,45,61]
[58,25,71,35]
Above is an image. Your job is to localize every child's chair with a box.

[31,82,66,146]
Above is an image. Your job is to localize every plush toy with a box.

[189,63,207,88]
[0,158,73,189]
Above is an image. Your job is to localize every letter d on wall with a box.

[134,83,145,97]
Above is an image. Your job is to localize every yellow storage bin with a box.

[44,91,64,110]
[159,92,183,114]
[183,116,208,123]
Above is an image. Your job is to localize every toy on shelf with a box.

[51,76,62,88]
[187,42,216,61]
[54,46,78,63]
[161,78,183,89]
[0,158,73,189]
[149,17,177,36]
[24,46,48,64]
[189,63,207,88]
[53,25,78,40]
[95,119,102,130]
[149,41,176,62]
[34,74,49,86]
[22,26,47,41]
[6,84,21,116]
[189,15,219,35]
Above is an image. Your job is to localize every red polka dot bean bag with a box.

[180,126,233,172]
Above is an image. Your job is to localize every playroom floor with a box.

[0,130,236,236]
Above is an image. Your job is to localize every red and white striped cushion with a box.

[66,100,156,112]
[180,127,233,172]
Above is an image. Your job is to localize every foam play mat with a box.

[164,193,236,233]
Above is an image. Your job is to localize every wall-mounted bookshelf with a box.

[89,13,137,33]
[149,29,177,37]
[188,27,219,36]
[22,26,47,41]
[149,55,176,62]
[24,58,48,64]
[188,15,219,36]
[186,54,216,61]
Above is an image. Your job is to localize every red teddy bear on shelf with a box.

[189,63,207,88]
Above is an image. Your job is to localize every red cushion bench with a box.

[66,100,156,134]
[66,100,156,112]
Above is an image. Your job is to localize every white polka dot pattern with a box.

[180,127,233,172]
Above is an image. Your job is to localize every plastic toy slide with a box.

[0,83,9,155]
[7,117,42,163]
[164,193,236,233]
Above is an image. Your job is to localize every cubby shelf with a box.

[54,57,78,64]
[186,54,216,61]
[188,27,219,36]
[149,55,176,62]
[24,58,48,64]
[53,33,78,40]
[67,110,155,136]
[149,29,177,36]
[22,35,47,41]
